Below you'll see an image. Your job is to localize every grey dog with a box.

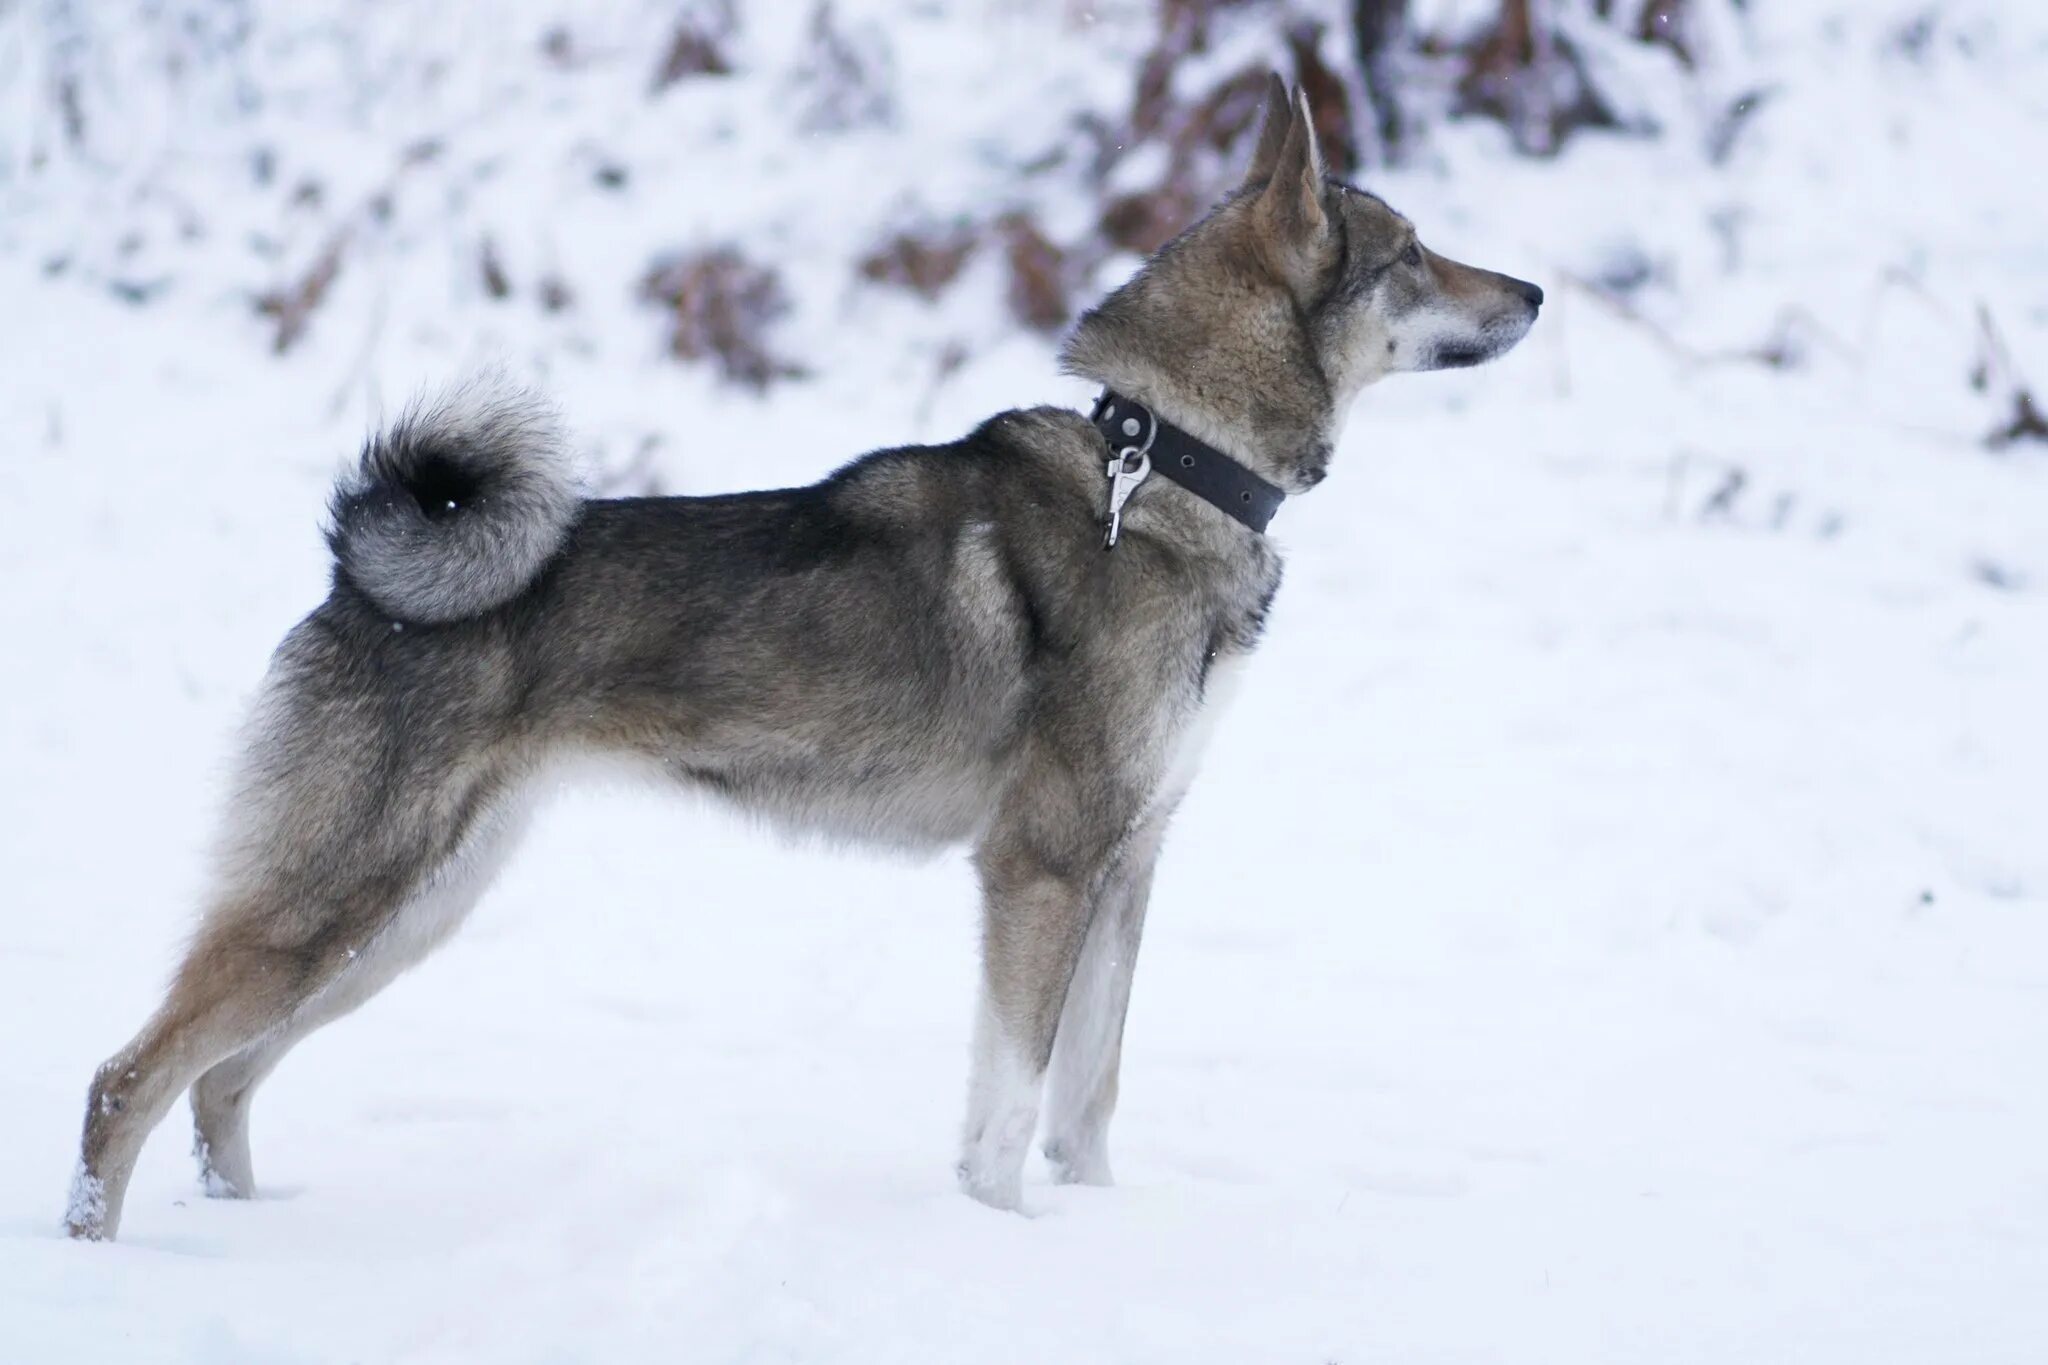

[65,78,1540,1239]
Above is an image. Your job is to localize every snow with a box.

[3,1,2046,1361]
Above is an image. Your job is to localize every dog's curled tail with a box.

[326,384,579,624]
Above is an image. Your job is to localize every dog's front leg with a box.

[1039,807,1170,1187]
[957,796,1126,1212]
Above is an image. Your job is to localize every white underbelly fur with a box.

[1156,653,1247,810]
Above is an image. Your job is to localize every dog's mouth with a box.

[1424,306,1538,372]
[1428,343,1490,369]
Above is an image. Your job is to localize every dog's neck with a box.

[1060,305,1336,496]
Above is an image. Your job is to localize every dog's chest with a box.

[1151,560,1277,806]
[1154,648,1250,810]
[1155,634,1261,822]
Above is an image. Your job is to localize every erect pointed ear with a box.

[1252,84,1332,289]
[1240,72,1293,188]
[1288,85,1326,185]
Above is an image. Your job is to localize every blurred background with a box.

[2,3,2044,1362]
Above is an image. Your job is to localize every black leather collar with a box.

[1087,390,1285,535]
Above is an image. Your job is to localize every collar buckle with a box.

[1086,389,1286,538]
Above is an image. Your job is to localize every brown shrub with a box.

[1635,0,1695,69]
[1452,0,1621,156]
[1285,21,1358,172]
[479,237,511,300]
[999,213,1070,334]
[858,224,977,302]
[538,275,574,313]
[1100,184,1199,257]
[255,232,346,354]
[652,3,735,93]
[794,1,895,132]
[639,247,805,390]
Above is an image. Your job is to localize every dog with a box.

[65,77,1540,1239]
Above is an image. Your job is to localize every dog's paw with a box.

[192,1131,256,1200]
[63,1165,111,1241]
[200,1167,251,1200]
[955,1159,1025,1213]
[1043,1139,1114,1188]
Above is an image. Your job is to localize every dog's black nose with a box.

[1509,276,1544,308]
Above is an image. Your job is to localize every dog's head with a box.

[1062,76,1542,492]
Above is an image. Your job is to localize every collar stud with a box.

[1086,390,1285,537]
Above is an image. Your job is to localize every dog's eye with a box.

[1402,242,1423,267]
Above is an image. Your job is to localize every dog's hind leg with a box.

[185,837,509,1199]
[1039,809,1169,1188]
[68,785,515,1241]
[66,621,525,1241]
[189,1036,299,1202]
[190,795,531,1200]
[68,903,356,1241]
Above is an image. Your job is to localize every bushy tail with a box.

[327,383,579,624]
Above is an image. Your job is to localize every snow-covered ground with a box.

[3,2,2045,1361]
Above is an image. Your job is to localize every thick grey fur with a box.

[66,78,1541,1239]
[328,384,579,623]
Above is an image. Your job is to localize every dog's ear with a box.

[1251,85,1333,292]
[1241,72,1293,188]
